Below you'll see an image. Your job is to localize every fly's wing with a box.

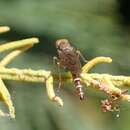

[69,51,81,76]
[57,48,81,76]
[63,49,81,75]
[57,50,67,69]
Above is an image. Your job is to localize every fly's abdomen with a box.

[73,77,84,100]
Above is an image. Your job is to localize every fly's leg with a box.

[53,56,62,89]
[76,50,88,63]
[53,56,59,67]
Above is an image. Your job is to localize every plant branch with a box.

[81,57,112,73]
[0,26,130,118]
[0,38,39,52]
[0,45,33,66]
[0,27,40,118]
[0,26,10,33]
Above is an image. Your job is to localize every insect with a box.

[54,39,87,100]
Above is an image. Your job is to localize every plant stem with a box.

[0,26,10,33]
[0,38,39,52]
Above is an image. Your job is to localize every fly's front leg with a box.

[76,50,88,63]
[53,56,62,89]
[53,56,59,67]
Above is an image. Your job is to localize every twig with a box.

[0,26,10,33]
[0,38,39,52]
[0,26,130,117]
[81,57,112,73]
[46,76,63,106]
[0,45,33,66]
[0,78,15,118]
[0,27,39,118]
[0,68,50,82]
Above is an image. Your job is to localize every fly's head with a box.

[55,39,71,51]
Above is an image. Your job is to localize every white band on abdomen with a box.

[74,77,81,82]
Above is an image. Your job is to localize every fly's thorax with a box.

[56,40,81,77]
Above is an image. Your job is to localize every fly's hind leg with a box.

[76,50,88,63]
[53,56,62,89]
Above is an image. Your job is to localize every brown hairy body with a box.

[55,39,84,100]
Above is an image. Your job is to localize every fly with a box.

[54,39,87,100]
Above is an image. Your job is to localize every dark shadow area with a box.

[1,27,57,56]
[118,0,130,25]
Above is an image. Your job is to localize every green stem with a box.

[0,38,39,52]
[0,45,33,66]
[0,26,10,33]
[0,67,130,88]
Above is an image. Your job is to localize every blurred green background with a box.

[0,0,130,130]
